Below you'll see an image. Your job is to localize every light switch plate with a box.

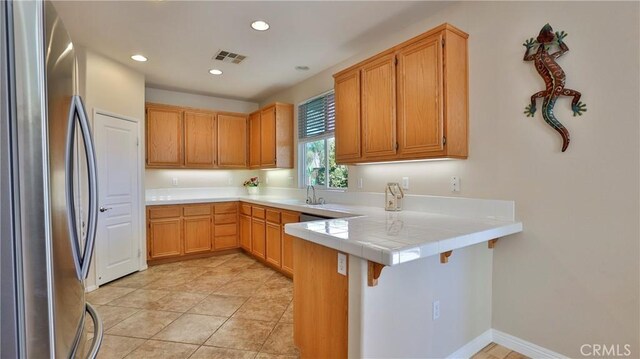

[337,253,347,276]
[172,177,178,186]
[402,177,409,190]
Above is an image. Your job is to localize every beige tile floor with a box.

[472,343,529,359]
[87,252,525,359]
[86,253,297,359]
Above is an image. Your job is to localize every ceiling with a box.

[53,1,449,102]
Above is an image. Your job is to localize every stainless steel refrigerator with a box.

[1,1,103,357]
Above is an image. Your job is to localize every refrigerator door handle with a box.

[65,96,84,280]
[85,303,103,359]
[75,95,99,280]
[64,95,98,280]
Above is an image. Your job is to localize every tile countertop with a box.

[146,191,523,267]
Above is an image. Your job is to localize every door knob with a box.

[99,207,112,212]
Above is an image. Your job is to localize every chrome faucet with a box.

[306,185,325,205]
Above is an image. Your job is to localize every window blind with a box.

[298,91,335,140]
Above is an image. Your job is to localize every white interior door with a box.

[94,112,140,285]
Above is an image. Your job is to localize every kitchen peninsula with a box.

[145,188,522,358]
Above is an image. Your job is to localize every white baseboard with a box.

[85,284,98,293]
[446,329,567,359]
[448,330,493,359]
[492,329,568,359]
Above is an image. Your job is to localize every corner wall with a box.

[75,47,146,288]
[260,2,640,356]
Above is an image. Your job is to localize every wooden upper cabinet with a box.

[332,23,468,164]
[361,54,397,159]
[334,69,361,162]
[217,114,248,168]
[146,105,184,167]
[184,110,216,168]
[248,103,293,169]
[249,111,261,168]
[260,107,276,167]
[397,34,444,156]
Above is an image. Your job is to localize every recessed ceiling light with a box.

[131,54,147,62]
[295,66,310,71]
[209,69,223,75]
[251,20,270,31]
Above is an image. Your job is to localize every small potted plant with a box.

[243,177,260,195]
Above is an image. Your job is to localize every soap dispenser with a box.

[385,182,404,211]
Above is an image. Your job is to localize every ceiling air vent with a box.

[213,50,246,64]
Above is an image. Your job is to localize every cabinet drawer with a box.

[252,207,265,219]
[215,213,237,224]
[183,204,212,217]
[266,209,281,224]
[148,206,181,219]
[281,211,300,224]
[240,203,252,216]
[214,235,238,250]
[215,202,237,214]
[215,223,237,236]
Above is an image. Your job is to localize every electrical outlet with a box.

[450,176,460,192]
[358,178,363,189]
[172,177,178,186]
[402,177,409,190]
[432,300,440,320]
[337,253,347,276]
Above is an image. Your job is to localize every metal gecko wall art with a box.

[523,23,586,152]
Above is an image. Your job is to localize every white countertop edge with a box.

[146,196,357,218]
[285,221,523,266]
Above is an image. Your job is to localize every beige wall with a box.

[261,1,640,356]
[145,168,260,189]
[77,48,145,122]
[145,87,259,114]
[76,47,146,288]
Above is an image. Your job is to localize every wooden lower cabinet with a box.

[148,218,182,259]
[239,203,301,277]
[239,214,252,251]
[251,218,266,258]
[265,222,281,267]
[147,202,238,264]
[183,216,212,254]
[293,238,348,358]
[281,211,300,276]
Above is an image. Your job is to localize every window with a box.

[298,91,348,189]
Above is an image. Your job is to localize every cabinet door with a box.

[397,35,444,155]
[184,111,216,167]
[148,218,182,259]
[260,106,276,167]
[334,70,361,162]
[249,111,261,168]
[184,216,212,254]
[251,218,266,258]
[218,114,248,168]
[266,222,281,267]
[281,211,299,275]
[240,214,252,251]
[361,54,396,158]
[146,107,183,167]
